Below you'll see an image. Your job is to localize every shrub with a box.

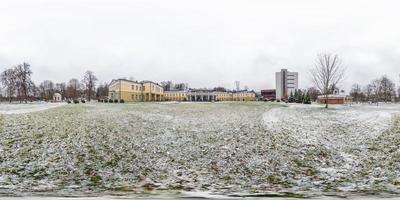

[277,99,281,103]
[97,99,101,102]
[67,100,71,104]
[81,99,86,103]
[303,94,312,104]
[120,99,125,103]
[73,99,79,104]
[109,99,113,103]
[114,99,118,103]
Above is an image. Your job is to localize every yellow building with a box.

[142,81,164,101]
[215,91,233,101]
[108,79,164,102]
[232,91,256,101]
[164,90,188,101]
[108,79,255,102]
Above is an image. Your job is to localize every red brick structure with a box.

[261,89,276,101]
[317,95,353,104]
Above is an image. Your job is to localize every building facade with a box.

[165,89,256,102]
[261,89,276,101]
[53,93,62,102]
[232,90,256,101]
[142,81,164,101]
[108,79,164,102]
[215,91,233,101]
[187,89,217,102]
[108,78,256,102]
[276,69,298,100]
[164,90,188,101]
[317,95,353,104]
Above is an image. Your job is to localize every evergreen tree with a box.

[303,92,312,104]
[296,89,303,103]
[294,90,299,103]
[288,91,295,103]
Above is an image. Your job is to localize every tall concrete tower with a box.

[276,69,298,100]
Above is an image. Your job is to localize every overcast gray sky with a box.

[1,0,400,92]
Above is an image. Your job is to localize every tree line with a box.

[0,63,35,103]
[160,81,188,91]
[0,63,109,103]
[308,53,399,107]
[350,75,398,103]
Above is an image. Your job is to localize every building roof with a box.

[164,90,187,93]
[141,80,162,87]
[261,89,276,92]
[109,79,162,87]
[317,94,353,99]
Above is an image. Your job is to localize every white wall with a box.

[276,72,282,100]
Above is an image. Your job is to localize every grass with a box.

[0,102,400,197]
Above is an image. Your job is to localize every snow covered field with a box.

[1,102,400,198]
[0,102,66,114]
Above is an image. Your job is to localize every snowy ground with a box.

[1,102,400,198]
[0,102,66,114]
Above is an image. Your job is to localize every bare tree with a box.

[66,78,81,100]
[160,81,173,91]
[96,82,109,99]
[307,87,320,102]
[310,53,346,108]
[350,84,362,103]
[14,63,34,103]
[0,68,17,102]
[174,83,188,91]
[380,75,395,102]
[364,84,374,102]
[397,74,400,102]
[214,86,227,92]
[82,71,98,101]
[55,82,66,100]
[39,80,55,101]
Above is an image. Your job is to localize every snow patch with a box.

[0,102,66,114]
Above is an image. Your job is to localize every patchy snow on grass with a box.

[1,102,400,198]
[0,102,66,114]
[263,103,400,194]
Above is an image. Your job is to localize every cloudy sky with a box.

[1,0,400,92]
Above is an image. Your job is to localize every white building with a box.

[276,69,298,100]
[53,93,62,102]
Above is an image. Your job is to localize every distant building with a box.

[165,89,256,102]
[107,78,256,102]
[215,91,233,101]
[108,79,164,102]
[276,69,298,100]
[164,90,188,101]
[261,89,276,101]
[187,89,217,102]
[53,93,62,102]
[317,95,353,104]
[317,90,353,104]
[232,90,256,101]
